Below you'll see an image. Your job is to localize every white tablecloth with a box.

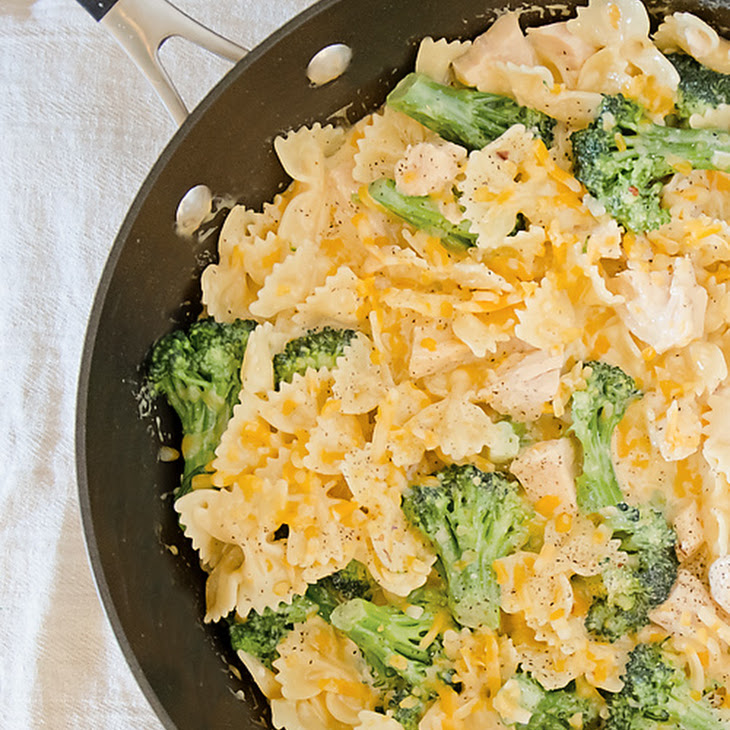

[0,1,313,726]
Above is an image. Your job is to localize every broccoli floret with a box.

[368,178,477,253]
[571,93,730,232]
[387,72,556,149]
[570,361,641,513]
[272,327,356,387]
[402,464,533,630]
[228,594,316,669]
[667,52,730,122]
[503,673,601,729]
[585,503,678,642]
[147,317,257,496]
[330,591,454,730]
[228,560,376,668]
[305,559,376,621]
[606,642,728,729]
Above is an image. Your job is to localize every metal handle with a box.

[77,0,248,125]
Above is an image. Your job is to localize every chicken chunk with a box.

[709,555,730,615]
[482,349,563,421]
[649,569,718,638]
[672,501,705,562]
[510,438,578,512]
[394,141,466,197]
[452,13,539,93]
[526,21,598,86]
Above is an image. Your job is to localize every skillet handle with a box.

[76,0,248,125]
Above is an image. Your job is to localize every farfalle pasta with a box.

[143,0,730,727]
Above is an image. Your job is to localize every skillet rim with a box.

[75,1,345,726]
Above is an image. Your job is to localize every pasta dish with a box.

[146,0,730,726]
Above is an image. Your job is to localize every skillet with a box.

[75,0,730,728]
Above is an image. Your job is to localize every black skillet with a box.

[75,0,730,728]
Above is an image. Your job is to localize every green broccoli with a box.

[605,642,728,729]
[229,560,376,668]
[402,464,533,630]
[272,326,357,387]
[585,503,678,642]
[503,672,601,729]
[147,317,257,496]
[330,589,454,730]
[368,178,477,253]
[666,52,730,123]
[228,594,316,669]
[305,559,376,621]
[387,72,556,149]
[569,361,641,513]
[570,93,730,232]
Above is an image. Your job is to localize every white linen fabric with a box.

[0,1,314,727]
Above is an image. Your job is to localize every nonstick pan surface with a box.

[76,0,730,728]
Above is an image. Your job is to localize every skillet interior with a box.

[76,0,730,728]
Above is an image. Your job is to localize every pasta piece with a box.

[352,106,435,184]
[613,256,707,355]
[645,391,702,462]
[275,124,346,183]
[332,333,392,415]
[292,266,367,331]
[302,399,367,476]
[566,0,651,47]
[370,382,432,468]
[355,711,404,730]
[212,392,287,487]
[655,12,730,75]
[452,311,515,358]
[415,37,472,85]
[237,650,282,700]
[341,444,435,595]
[271,616,379,730]
[405,395,519,462]
[408,319,480,380]
[249,239,335,319]
[515,276,581,351]
[257,369,333,434]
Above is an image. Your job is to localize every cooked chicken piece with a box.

[394,141,466,197]
[526,21,598,86]
[649,570,718,637]
[510,438,577,512]
[673,501,704,561]
[709,556,730,614]
[482,349,563,421]
[452,13,539,92]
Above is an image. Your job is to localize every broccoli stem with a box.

[387,72,555,149]
[619,124,730,173]
[330,598,433,687]
[368,178,476,252]
[569,361,641,514]
[573,419,624,514]
[672,697,724,730]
